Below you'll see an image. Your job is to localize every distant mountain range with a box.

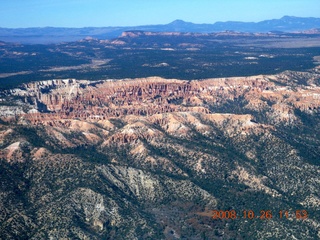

[1,16,320,44]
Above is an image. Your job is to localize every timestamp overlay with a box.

[211,210,309,220]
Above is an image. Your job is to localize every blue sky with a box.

[1,0,320,28]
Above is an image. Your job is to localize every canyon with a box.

[4,70,320,124]
[0,69,320,239]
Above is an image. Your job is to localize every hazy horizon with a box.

[1,0,320,28]
[1,15,320,29]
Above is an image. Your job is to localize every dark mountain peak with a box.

[279,15,306,23]
[279,15,320,22]
[281,15,299,20]
[280,15,317,20]
[169,19,192,26]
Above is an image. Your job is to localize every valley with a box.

[1,31,320,90]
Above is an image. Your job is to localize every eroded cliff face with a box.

[4,71,320,125]
[0,71,320,239]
